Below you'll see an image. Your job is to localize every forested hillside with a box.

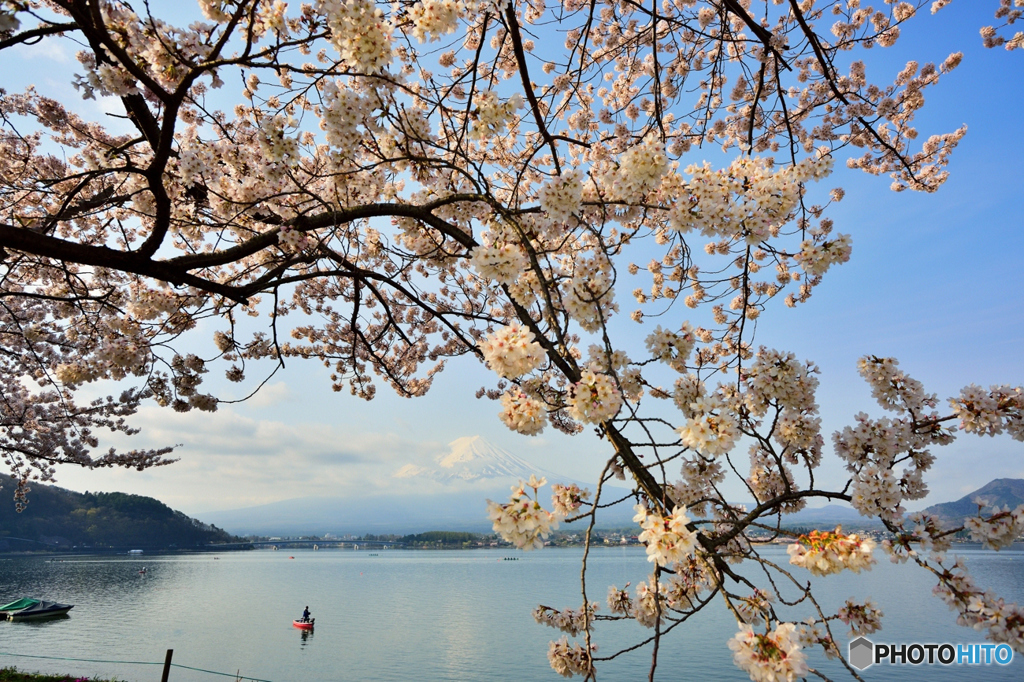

[0,484,236,550]
[399,531,484,548]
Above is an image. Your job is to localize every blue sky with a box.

[4,2,1021,516]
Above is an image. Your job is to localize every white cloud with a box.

[10,39,72,64]
[244,381,293,407]
[50,405,447,514]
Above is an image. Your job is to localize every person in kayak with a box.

[301,606,311,622]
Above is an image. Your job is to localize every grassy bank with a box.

[0,668,121,682]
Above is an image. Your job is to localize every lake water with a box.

[0,546,1022,681]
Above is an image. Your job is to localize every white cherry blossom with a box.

[787,528,877,576]
[728,622,808,682]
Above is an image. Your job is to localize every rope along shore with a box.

[0,651,273,681]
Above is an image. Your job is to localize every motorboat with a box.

[1,598,74,621]
[0,598,37,618]
[292,618,315,630]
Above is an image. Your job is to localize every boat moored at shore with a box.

[1,598,75,621]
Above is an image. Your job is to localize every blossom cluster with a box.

[848,463,907,522]
[54,362,93,386]
[793,234,852,278]
[278,226,312,253]
[478,324,545,379]
[551,483,590,517]
[950,384,1024,440]
[645,324,696,372]
[670,455,725,516]
[857,355,936,413]
[486,476,559,550]
[558,253,617,332]
[634,504,699,567]
[257,115,299,165]
[127,288,179,321]
[663,555,714,610]
[498,390,548,436]
[320,0,393,73]
[736,589,775,627]
[406,0,464,43]
[631,577,668,627]
[742,350,819,418]
[320,79,375,160]
[787,528,877,576]
[470,91,523,140]
[672,374,706,418]
[547,636,594,678]
[533,602,597,637]
[931,557,1024,652]
[792,620,840,660]
[607,583,633,615]
[728,622,808,682]
[677,393,740,457]
[468,241,528,286]
[176,144,214,188]
[74,50,140,100]
[586,346,641,401]
[906,512,954,554]
[833,361,947,522]
[607,558,714,629]
[969,0,1024,50]
[837,598,884,636]
[964,504,1024,550]
[95,337,148,375]
[565,370,622,424]
[748,446,801,512]
[741,350,823,465]
[538,170,584,223]
[774,409,822,459]
[0,7,19,33]
[601,135,668,201]
[667,155,833,242]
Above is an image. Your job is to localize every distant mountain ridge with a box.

[784,504,882,527]
[776,478,1024,529]
[921,478,1024,524]
[204,442,1024,536]
[198,491,507,536]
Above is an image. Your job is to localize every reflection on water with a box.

[0,548,1021,681]
[6,613,70,627]
[299,627,314,648]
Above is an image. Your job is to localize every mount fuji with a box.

[393,436,564,484]
[197,436,635,535]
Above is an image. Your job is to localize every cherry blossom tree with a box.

[0,0,1021,678]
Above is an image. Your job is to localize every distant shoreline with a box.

[5,540,1022,560]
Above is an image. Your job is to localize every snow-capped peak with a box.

[393,435,558,484]
[434,436,539,481]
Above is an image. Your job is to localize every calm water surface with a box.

[1,547,1022,681]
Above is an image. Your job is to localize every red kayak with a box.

[292,619,314,630]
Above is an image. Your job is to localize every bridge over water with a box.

[207,540,405,550]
